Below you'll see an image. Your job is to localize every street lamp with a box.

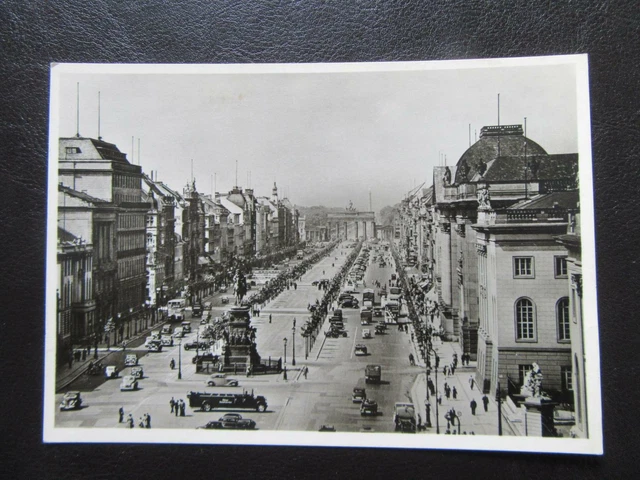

[292,317,296,366]
[283,337,287,365]
[424,337,440,434]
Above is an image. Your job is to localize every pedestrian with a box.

[303,366,308,379]
[437,392,442,405]
[269,314,272,324]
[145,413,151,428]
[246,364,252,377]
[180,400,186,416]
[138,417,145,428]
[470,399,477,415]
[409,353,415,366]
[445,386,451,400]
[482,394,489,412]
[170,358,175,370]
[119,407,124,423]
[427,378,435,396]
[452,386,458,399]
[127,414,134,428]
[469,376,475,390]
[174,400,179,417]
[451,364,456,375]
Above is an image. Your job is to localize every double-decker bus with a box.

[167,298,186,320]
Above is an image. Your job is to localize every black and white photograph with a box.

[44,56,602,454]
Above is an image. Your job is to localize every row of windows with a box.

[513,256,567,279]
[118,256,146,280]
[515,297,570,342]
[117,214,146,230]
[117,231,145,252]
[115,193,141,203]
[114,174,141,189]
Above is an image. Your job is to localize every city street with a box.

[54,242,423,433]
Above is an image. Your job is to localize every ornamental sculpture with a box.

[519,363,549,399]
[442,166,452,186]
[477,188,491,210]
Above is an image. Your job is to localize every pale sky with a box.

[53,60,580,213]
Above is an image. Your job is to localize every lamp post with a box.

[178,337,182,380]
[283,337,287,365]
[424,336,440,434]
[292,317,296,366]
[496,382,503,436]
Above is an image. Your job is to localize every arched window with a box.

[557,297,571,342]
[515,298,536,341]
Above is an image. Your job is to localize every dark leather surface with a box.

[1,0,639,478]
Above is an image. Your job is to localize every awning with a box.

[397,317,412,324]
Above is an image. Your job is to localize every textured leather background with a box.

[1,1,638,478]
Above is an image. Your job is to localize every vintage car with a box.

[197,420,224,430]
[325,329,347,338]
[120,375,139,391]
[221,295,230,304]
[146,340,163,352]
[206,374,239,387]
[192,353,219,364]
[59,391,83,411]
[375,324,387,334]
[362,329,372,339]
[124,354,138,366]
[360,398,378,416]
[130,366,144,379]
[354,344,368,356]
[340,298,359,309]
[352,387,366,403]
[191,304,203,318]
[184,341,209,351]
[372,307,384,317]
[218,413,256,429]
[203,301,212,311]
[318,425,336,432]
[219,286,228,293]
[104,365,119,378]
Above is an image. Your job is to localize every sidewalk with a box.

[409,335,506,436]
[55,319,165,392]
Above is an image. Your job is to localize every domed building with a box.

[428,124,579,404]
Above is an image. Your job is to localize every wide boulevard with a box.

[54,242,422,433]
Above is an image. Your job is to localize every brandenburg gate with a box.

[327,202,376,240]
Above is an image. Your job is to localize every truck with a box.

[362,288,375,308]
[365,364,381,384]
[296,250,304,260]
[393,402,417,433]
[187,390,268,412]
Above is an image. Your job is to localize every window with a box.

[65,147,81,154]
[555,256,568,277]
[557,297,571,342]
[518,364,533,386]
[561,366,573,391]
[513,257,534,278]
[515,298,536,341]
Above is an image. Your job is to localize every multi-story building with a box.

[56,225,94,365]
[59,137,148,341]
[473,191,578,398]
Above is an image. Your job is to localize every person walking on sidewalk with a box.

[303,366,308,379]
[452,386,458,400]
[470,399,478,415]
[269,314,272,324]
[127,414,134,429]
[170,397,176,414]
[469,375,475,390]
[118,407,125,423]
[482,394,489,412]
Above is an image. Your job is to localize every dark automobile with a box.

[197,420,224,430]
[191,303,203,318]
[192,353,219,364]
[219,413,257,429]
[375,324,387,334]
[184,341,210,351]
[319,425,336,432]
[340,298,359,308]
[325,329,347,338]
[333,308,343,319]
[361,399,378,416]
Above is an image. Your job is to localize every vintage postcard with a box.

[44,56,602,454]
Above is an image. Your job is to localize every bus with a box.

[362,288,375,308]
[167,298,186,321]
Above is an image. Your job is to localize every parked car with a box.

[104,365,119,378]
[203,302,212,311]
[59,391,82,411]
[130,366,144,379]
[192,353,219,364]
[206,374,239,387]
[362,329,372,339]
[124,354,138,366]
[340,298,359,308]
[120,375,139,391]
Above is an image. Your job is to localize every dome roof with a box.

[455,125,547,184]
